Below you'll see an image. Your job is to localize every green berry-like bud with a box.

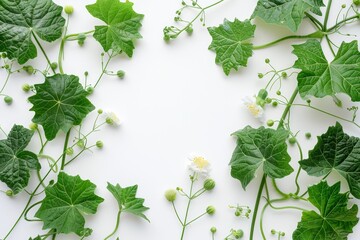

[98,109,103,114]
[50,62,58,70]
[117,70,125,79]
[23,65,34,74]
[186,26,193,34]
[4,64,9,69]
[77,139,85,148]
[1,52,7,58]
[258,73,264,79]
[22,84,31,92]
[181,1,186,5]
[354,0,360,5]
[288,137,296,145]
[206,206,216,215]
[210,227,217,233]
[66,147,74,155]
[276,90,281,95]
[204,178,216,191]
[266,98,272,103]
[165,189,177,202]
[4,96,12,104]
[5,190,13,196]
[96,140,103,149]
[271,229,276,235]
[84,71,89,77]
[341,4,346,8]
[272,101,278,107]
[267,120,274,127]
[87,86,94,94]
[64,5,74,15]
[164,34,171,42]
[29,123,38,130]
[280,232,285,236]
[281,72,287,78]
[233,229,244,239]
[305,132,312,139]
[265,58,270,63]
[49,180,55,185]
[306,99,311,104]
[235,210,241,217]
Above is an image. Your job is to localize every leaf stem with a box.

[93,52,114,88]
[104,210,121,240]
[60,129,71,171]
[327,14,359,32]
[0,70,11,94]
[180,176,195,240]
[323,0,333,31]
[253,32,323,50]
[250,88,298,240]
[31,32,56,75]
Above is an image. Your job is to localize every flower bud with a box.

[165,189,177,202]
[51,62,58,70]
[66,147,74,155]
[4,96,12,104]
[272,101,278,107]
[96,140,103,149]
[77,139,85,148]
[64,5,74,15]
[86,86,94,94]
[186,26,193,34]
[206,206,216,215]
[233,229,244,239]
[267,120,274,127]
[5,190,13,196]
[281,72,287,78]
[117,70,125,79]
[97,109,103,114]
[23,65,34,74]
[1,53,7,58]
[258,73,264,79]
[29,123,38,130]
[305,132,311,139]
[210,227,217,233]
[203,179,215,191]
[22,84,31,92]
[265,58,270,64]
[288,137,296,145]
[354,0,360,5]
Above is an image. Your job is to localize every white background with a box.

[0,0,360,239]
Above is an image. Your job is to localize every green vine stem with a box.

[31,32,56,75]
[249,88,299,240]
[180,176,195,240]
[104,210,122,240]
[60,129,72,171]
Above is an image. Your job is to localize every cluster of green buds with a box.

[229,204,251,218]
[163,26,181,41]
[271,229,285,238]
[23,65,35,74]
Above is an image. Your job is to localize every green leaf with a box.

[107,182,149,221]
[293,40,360,101]
[35,172,104,236]
[28,74,95,141]
[229,126,293,189]
[0,0,65,64]
[86,0,144,57]
[293,181,358,240]
[208,19,255,75]
[300,122,360,198]
[29,236,41,240]
[252,0,324,32]
[0,125,39,195]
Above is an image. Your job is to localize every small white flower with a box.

[241,96,264,122]
[105,111,121,126]
[187,154,211,177]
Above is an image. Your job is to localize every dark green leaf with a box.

[230,126,293,189]
[300,122,360,198]
[293,40,360,101]
[208,19,255,75]
[35,172,104,235]
[0,125,39,194]
[107,182,149,221]
[252,0,324,32]
[86,0,144,57]
[293,181,358,240]
[28,74,95,141]
[29,236,41,240]
[0,0,65,64]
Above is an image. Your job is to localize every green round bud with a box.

[4,96,12,104]
[50,62,58,70]
[271,229,276,235]
[258,73,264,79]
[22,84,31,92]
[276,90,281,95]
[306,99,311,104]
[1,52,7,58]
[29,123,38,130]
[164,34,171,42]
[288,137,296,145]
[176,187,182,191]
[204,178,216,191]
[280,232,285,236]
[77,139,85,148]
[281,72,287,78]
[233,229,244,239]
[265,58,270,64]
[96,140,103,149]
[84,71,89,77]
[186,26,193,34]
[87,86,94,94]
[341,4,346,8]
[272,101,278,107]
[165,189,177,202]
[181,1,186,5]
[64,5,74,15]
[117,70,125,79]
[23,65,34,74]
[235,210,241,217]
[97,109,103,114]
[266,98,272,103]
[66,147,74,155]
[77,34,86,41]
[5,190,13,196]
[267,120,274,127]
[354,0,360,5]
[305,132,312,139]
[206,206,216,215]
[4,64,9,69]
[49,180,55,185]
[210,227,217,233]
